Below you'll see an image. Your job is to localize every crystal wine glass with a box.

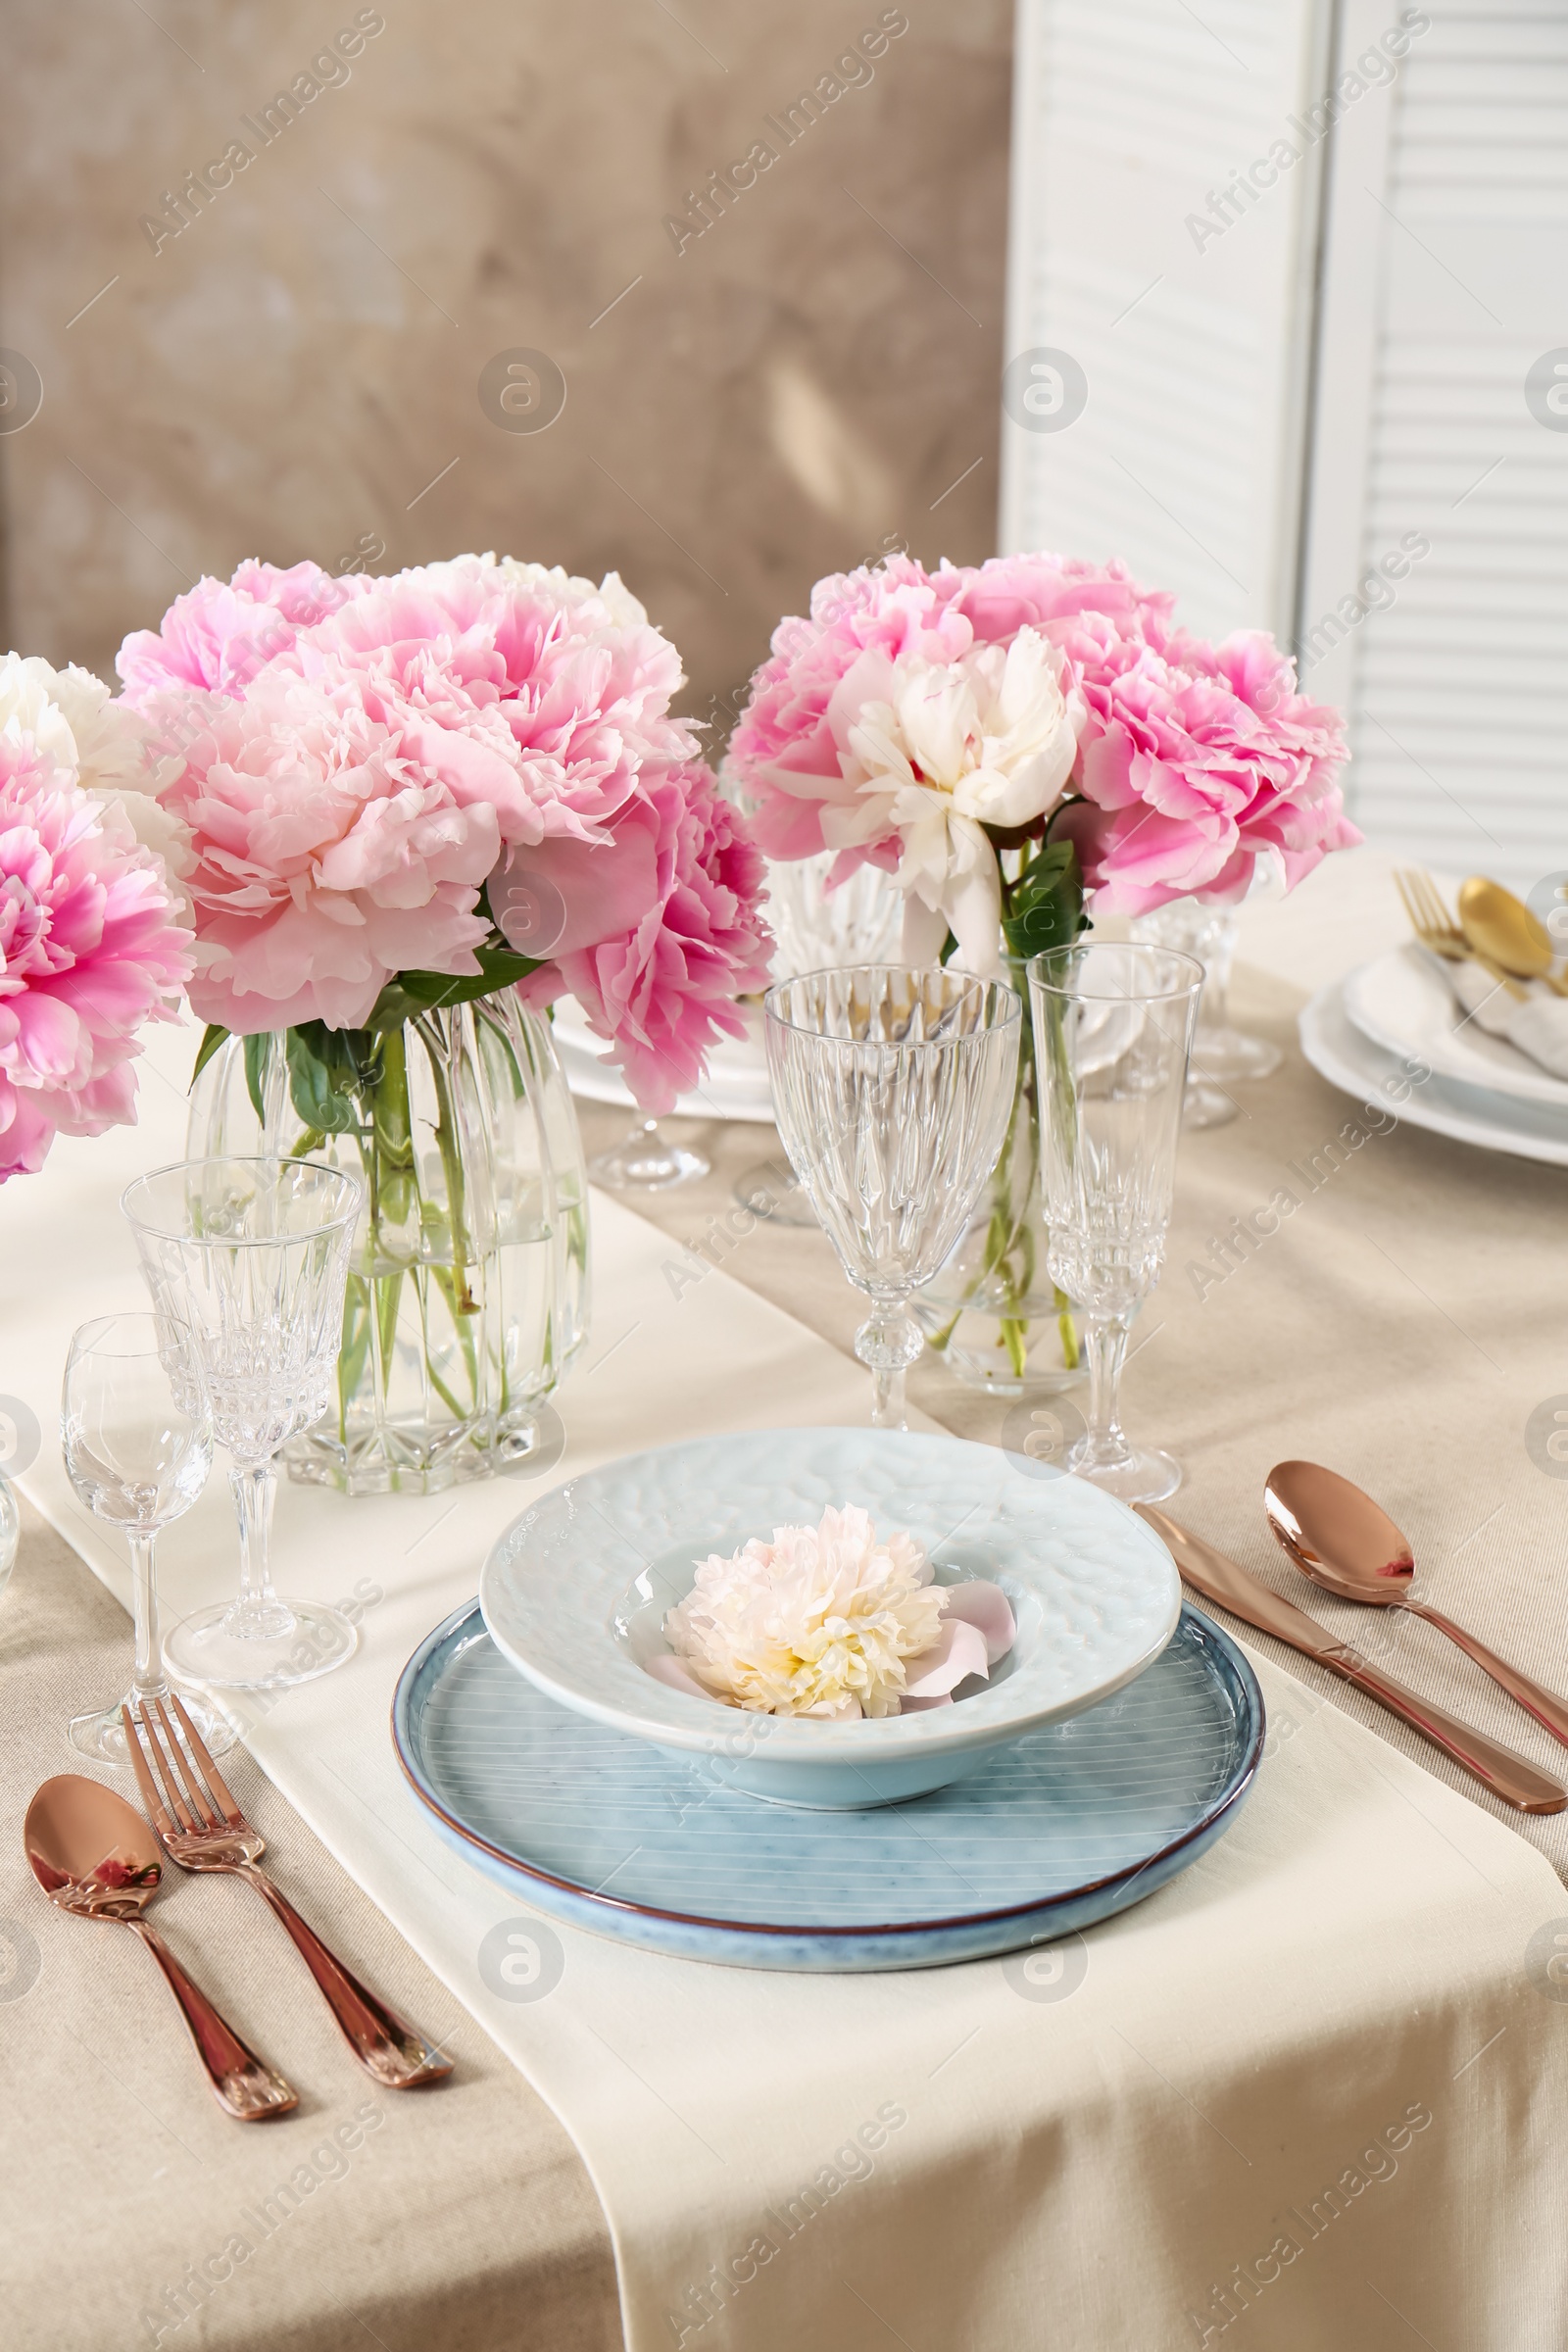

[61,1311,229,1762]
[1130,897,1281,1126]
[122,1156,363,1690]
[736,852,906,1228]
[764,965,1020,1429]
[1029,941,1202,1501]
[590,1116,708,1191]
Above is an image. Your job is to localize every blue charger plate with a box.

[391,1599,1264,1972]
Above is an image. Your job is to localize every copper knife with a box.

[1136,1504,1567,1816]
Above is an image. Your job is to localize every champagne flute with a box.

[1029,941,1202,1501]
[61,1311,229,1762]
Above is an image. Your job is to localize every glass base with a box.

[1196,1025,1282,1083]
[1182,1079,1240,1130]
[286,1403,559,1496]
[733,1160,817,1227]
[69,1682,236,1763]
[164,1597,357,1690]
[912,1284,1083,1396]
[591,1121,708,1191]
[1066,1441,1183,1504]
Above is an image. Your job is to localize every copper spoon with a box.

[1264,1461,1568,1748]
[24,1774,297,2120]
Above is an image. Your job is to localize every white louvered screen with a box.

[1300,2,1568,888]
[1000,0,1332,643]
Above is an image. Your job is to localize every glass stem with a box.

[1201,909,1238,1033]
[229,1463,289,1636]
[128,1532,168,1703]
[1081,1310,1135,1468]
[871,1362,906,1431]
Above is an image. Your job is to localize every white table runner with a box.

[5,1014,1567,2351]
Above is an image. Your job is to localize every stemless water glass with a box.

[1029,942,1203,1502]
[61,1311,228,1762]
[122,1156,363,1690]
[764,966,1020,1429]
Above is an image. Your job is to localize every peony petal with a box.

[643,1651,718,1702]
[898,1691,955,1713]
[939,1580,1017,1665]
[904,1616,991,1697]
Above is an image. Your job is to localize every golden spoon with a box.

[1458,876,1568,997]
[1264,1461,1568,1748]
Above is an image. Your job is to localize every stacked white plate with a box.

[552,995,775,1124]
[1300,947,1568,1167]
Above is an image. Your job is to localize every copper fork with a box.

[1395,868,1526,1000]
[123,1696,453,2090]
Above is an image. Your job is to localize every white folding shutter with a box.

[1000,0,1333,644]
[1298,0,1568,887]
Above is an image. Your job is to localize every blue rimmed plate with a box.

[391,1600,1264,1972]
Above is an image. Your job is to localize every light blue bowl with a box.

[478,1428,1182,1809]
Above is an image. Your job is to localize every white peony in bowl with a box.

[478,1428,1181,1810]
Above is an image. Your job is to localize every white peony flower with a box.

[821,627,1085,978]
[0,652,195,919]
[663,1504,948,1719]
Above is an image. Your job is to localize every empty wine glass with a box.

[122,1156,363,1690]
[1130,898,1281,1126]
[764,966,1020,1429]
[61,1311,229,1763]
[590,1116,709,1191]
[1029,942,1202,1502]
[736,853,905,1229]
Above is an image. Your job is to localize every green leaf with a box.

[364,940,543,1033]
[1001,839,1085,964]
[190,1023,230,1091]
[243,1033,273,1125]
[284,1025,368,1136]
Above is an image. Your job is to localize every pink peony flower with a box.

[279,555,697,852]
[125,552,773,1105]
[117,560,372,703]
[523,760,772,1113]
[149,669,501,1032]
[0,734,192,1180]
[1050,622,1356,916]
[730,550,1355,924]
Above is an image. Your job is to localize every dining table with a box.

[3,843,1567,2352]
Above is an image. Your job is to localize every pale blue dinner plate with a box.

[391,1599,1264,1971]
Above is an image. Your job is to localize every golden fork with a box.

[123,1695,453,2090]
[1394,868,1526,1000]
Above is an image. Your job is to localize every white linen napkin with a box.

[1441,956,1568,1078]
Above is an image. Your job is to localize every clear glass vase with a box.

[187,996,590,1495]
[912,960,1081,1396]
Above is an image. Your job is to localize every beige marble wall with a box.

[0,0,1011,736]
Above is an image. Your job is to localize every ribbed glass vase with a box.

[912,956,1081,1395]
[187,995,589,1495]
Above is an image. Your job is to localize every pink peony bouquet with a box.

[728,551,1355,963]
[120,554,771,1112]
[0,656,192,1180]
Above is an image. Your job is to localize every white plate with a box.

[1344,947,1568,1109]
[552,995,775,1124]
[479,1428,1182,1809]
[1300,978,1568,1167]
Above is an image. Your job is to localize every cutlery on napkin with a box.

[1433,956,1568,1080]
[1135,1506,1568,1816]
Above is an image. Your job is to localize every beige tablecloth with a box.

[6,848,1568,2352]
